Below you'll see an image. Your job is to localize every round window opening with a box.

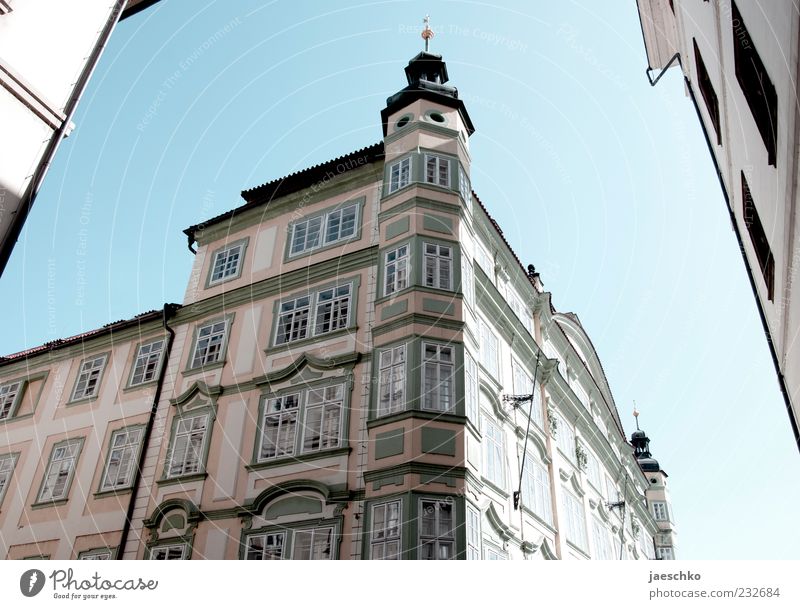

[429,111,445,123]
[396,115,411,129]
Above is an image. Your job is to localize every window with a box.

[464,353,478,423]
[388,157,411,193]
[561,489,588,549]
[479,319,499,378]
[370,500,402,559]
[592,519,612,560]
[80,549,112,560]
[466,504,481,560]
[259,384,345,460]
[585,449,601,490]
[461,257,475,309]
[0,453,17,505]
[419,499,455,559]
[38,439,82,502]
[693,39,721,145]
[167,413,208,477]
[459,166,471,206]
[485,547,507,560]
[290,204,359,256]
[130,339,165,386]
[246,533,284,560]
[275,283,353,345]
[522,455,553,524]
[652,501,669,522]
[71,355,107,401]
[508,290,533,334]
[742,173,775,300]
[475,242,493,278]
[424,154,450,187]
[482,416,505,488]
[276,296,311,344]
[209,241,244,284]
[384,245,409,295]
[190,320,229,368]
[657,547,675,560]
[100,427,143,491]
[313,285,351,335]
[302,385,343,454]
[324,205,357,244]
[732,1,778,165]
[0,381,21,420]
[556,414,575,462]
[423,242,452,290]
[422,343,454,412]
[259,394,299,460]
[150,544,187,560]
[377,345,406,417]
[290,216,322,255]
[293,527,333,560]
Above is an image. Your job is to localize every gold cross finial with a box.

[421,15,434,52]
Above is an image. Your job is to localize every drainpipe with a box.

[117,302,179,559]
[0,0,127,277]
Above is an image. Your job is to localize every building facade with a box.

[0,47,676,560]
[636,0,800,452]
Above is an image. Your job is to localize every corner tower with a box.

[631,409,678,559]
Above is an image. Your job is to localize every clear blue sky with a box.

[2,0,797,559]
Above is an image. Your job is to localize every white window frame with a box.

[292,526,334,560]
[0,380,22,420]
[275,295,311,345]
[421,343,454,413]
[424,154,450,187]
[423,242,453,290]
[482,415,505,489]
[245,532,285,560]
[592,518,612,560]
[290,215,323,256]
[190,319,229,368]
[388,157,411,193]
[562,489,588,549]
[100,427,143,491]
[485,546,508,560]
[301,385,344,454]
[79,549,113,560]
[479,319,499,378]
[652,501,669,522]
[464,352,478,423]
[522,454,553,524]
[370,499,402,560]
[323,204,358,245]
[656,546,674,560]
[166,413,209,478]
[377,344,406,417]
[150,544,188,560]
[313,284,351,336]
[129,339,165,387]
[70,354,108,401]
[459,165,471,207]
[258,393,300,461]
[38,439,82,502]
[461,257,475,310]
[384,244,409,296]
[466,503,481,560]
[418,498,455,560]
[209,241,245,285]
[556,413,576,462]
[0,453,18,505]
